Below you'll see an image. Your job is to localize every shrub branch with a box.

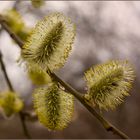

[0,14,129,139]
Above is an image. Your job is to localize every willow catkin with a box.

[4,9,24,33]
[33,83,74,130]
[21,12,76,71]
[84,60,135,110]
[0,91,23,117]
[4,9,31,41]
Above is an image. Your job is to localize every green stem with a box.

[0,14,129,139]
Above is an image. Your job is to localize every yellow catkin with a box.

[0,91,23,117]
[4,9,31,41]
[27,63,52,85]
[22,12,76,71]
[84,60,135,110]
[33,83,74,130]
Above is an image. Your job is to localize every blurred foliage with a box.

[4,9,32,42]
[0,91,23,117]
[84,60,135,110]
[31,0,45,8]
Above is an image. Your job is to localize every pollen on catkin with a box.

[21,12,76,71]
[33,83,74,130]
[0,91,23,117]
[84,60,135,110]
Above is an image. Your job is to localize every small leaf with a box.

[33,83,74,130]
[0,91,24,117]
[21,12,76,71]
[84,60,135,110]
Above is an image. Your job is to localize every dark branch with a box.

[0,51,14,91]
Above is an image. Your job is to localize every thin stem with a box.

[0,15,129,139]
[0,52,14,91]
[0,51,31,139]
[22,111,37,121]
[19,112,31,139]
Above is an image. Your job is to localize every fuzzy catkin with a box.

[84,60,135,110]
[27,63,52,85]
[33,83,74,130]
[21,12,76,71]
[0,91,23,117]
[4,9,31,41]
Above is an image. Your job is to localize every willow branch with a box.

[19,111,31,138]
[22,111,37,122]
[0,15,129,139]
[0,51,31,139]
[49,72,129,139]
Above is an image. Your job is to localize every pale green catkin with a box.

[84,60,135,110]
[21,12,76,71]
[4,9,24,33]
[4,9,31,41]
[0,91,23,117]
[27,63,52,85]
[33,83,74,130]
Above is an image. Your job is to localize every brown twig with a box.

[0,14,129,139]
[0,52,14,91]
[0,51,31,138]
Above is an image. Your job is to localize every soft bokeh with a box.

[0,1,140,138]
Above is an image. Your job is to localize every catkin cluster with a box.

[21,12,76,130]
[20,11,135,131]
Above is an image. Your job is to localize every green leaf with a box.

[4,9,24,33]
